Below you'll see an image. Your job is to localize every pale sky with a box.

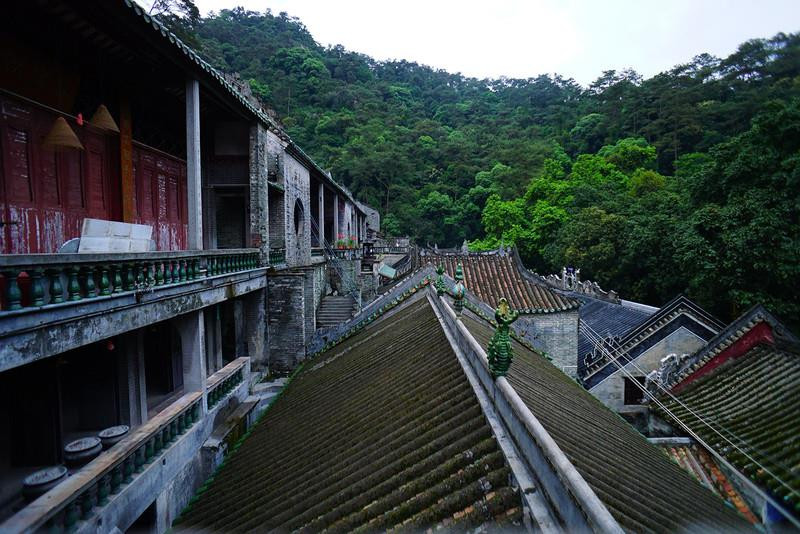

[189,0,800,86]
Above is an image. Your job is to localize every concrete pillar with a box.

[186,78,203,250]
[318,183,325,246]
[333,194,339,244]
[233,299,246,358]
[175,311,207,411]
[119,330,147,426]
[203,307,223,374]
[244,288,268,371]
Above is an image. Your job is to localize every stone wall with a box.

[589,326,706,412]
[267,272,306,374]
[248,123,270,263]
[283,153,311,267]
[517,310,580,378]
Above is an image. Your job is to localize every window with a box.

[623,376,646,405]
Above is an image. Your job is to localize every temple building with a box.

[648,305,800,529]
[174,267,752,533]
[0,1,376,531]
[418,248,581,374]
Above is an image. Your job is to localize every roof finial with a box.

[488,297,519,379]
[451,262,466,316]
[435,264,446,296]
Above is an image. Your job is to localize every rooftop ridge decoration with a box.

[419,247,579,314]
[450,262,465,315]
[487,298,519,379]
[582,294,724,385]
[435,264,446,296]
[539,266,620,303]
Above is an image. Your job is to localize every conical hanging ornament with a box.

[89,104,120,133]
[43,117,84,150]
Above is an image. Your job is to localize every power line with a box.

[578,321,799,526]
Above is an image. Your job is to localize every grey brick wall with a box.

[248,123,270,263]
[517,310,579,377]
[267,273,306,374]
[283,153,311,268]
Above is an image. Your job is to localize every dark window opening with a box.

[293,198,304,236]
[144,322,183,415]
[624,376,647,405]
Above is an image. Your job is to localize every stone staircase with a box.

[316,295,357,329]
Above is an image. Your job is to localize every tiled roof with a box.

[461,312,752,533]
[175,298,524,532]
[658,442,759,524]
[420,251,579,314]
[658,342,800,515]
[582,295,723,387]
[576,297,654,377]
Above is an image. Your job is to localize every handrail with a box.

[1,392,204,534]
[0,249,261,312]
[206,357,248,409]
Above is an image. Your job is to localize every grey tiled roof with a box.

[175,298,524,532]
[577,297,654,377]
[461,312,753,533]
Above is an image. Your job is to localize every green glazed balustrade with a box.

[0,251,260,312]
[45,398,202,533]
[207,367,244,409]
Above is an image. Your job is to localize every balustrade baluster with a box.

[187,258,195,280]
[67,266,82,301]
[2,269,22,310]
[142,262,152,286]
[193,258,201,279]
[178,260,186,282]
[97,474,111,506]
[47,268,64,304]
[79,487,94,520]
[123,455,135,482]
[123,263,135,291]
[134,263,144,288]
[98,266,111,296]
[165,260,174,284]
[154,261,164,286]
[30,269,45,306]
[177,412,186,434]
[111,264,123,293]
[64,500,80,530]
[82,266,97,298]
[153,431,163,454]
[144,438,154,462]
[110,465,123,494]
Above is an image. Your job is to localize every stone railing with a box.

[206,357,247,409]
[0,249,260,312]
[269,248,286,265]
[1,393,203,534]
[372,245,410,255]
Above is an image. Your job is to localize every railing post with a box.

[30,269,45,306]
[2,269,22,310]
[48,268,64,303]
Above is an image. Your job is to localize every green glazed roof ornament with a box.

[488,297,520,379]
[435,264,446,296]
[451,262,466,315]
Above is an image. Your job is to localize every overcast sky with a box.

[190,0,800,86]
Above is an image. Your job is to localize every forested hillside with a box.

[167,6,799,323]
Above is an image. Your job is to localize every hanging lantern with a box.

[43,117,84,151]
[89,104,120,133]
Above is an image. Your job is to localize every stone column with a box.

[176,311,207,412]
[318,183,325,246]
[333,194,339,244]
[119,330,147,426]
[186,78,203,250]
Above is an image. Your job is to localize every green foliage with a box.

[188,11,800,326]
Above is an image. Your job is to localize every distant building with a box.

[418,247,581,373]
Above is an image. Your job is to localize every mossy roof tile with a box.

[461,312,753,533]
[175,298,523,532]
[659,343,800,511]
